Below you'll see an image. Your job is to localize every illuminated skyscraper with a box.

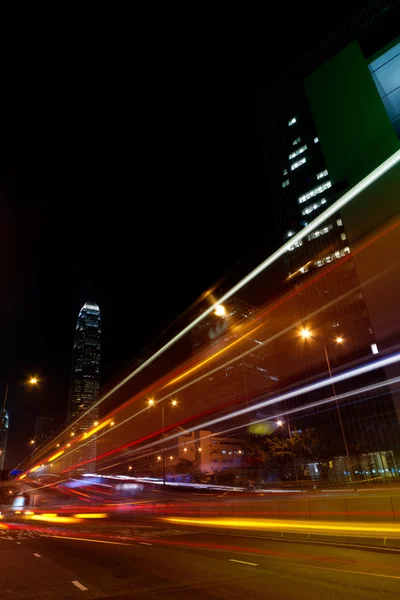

[68,302,101,473]
[0,408,9,471]
[255,0,400,462]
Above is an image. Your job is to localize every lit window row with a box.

[283,168,288,175]
[301,198,327,215]
[316,169,328,180]
[291,157,307,171]
[308,224,333,240]
[287,240,303,252]
[298,181,332,204]
[289,144,307,160]
[282,179,290,188]
[288,117,297,126]
[293,137,301,146]
[315,246,350,268]
[314,137,319,143]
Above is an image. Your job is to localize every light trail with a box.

[16,214,400,478]
[44,149,400,442]
[61,352,400,473]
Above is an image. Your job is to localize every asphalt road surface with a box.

[1,518,400,599]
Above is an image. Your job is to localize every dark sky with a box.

[1,4,369,468]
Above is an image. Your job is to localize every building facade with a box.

[68,302,101,473]
[255,1,400,457]
[0,408,9,471]
[34,415,55,445]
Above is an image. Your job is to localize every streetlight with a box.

[2,376,39,428]
[147,398,178,485]
[276,420,299,488]
[214,304,226,317]
[299,327,351,480]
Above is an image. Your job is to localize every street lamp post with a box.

[148,398,178,486]
[277,419,299,488]
[300,328,352,481]
[1,376,39,428]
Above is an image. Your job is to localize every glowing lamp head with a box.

[171,399,178,406]
[336,336,344,344]
[148,399,155,407]
[300,328,312,339]
[277,420,283,427]
[29,377,38,385]
[214,304,226,317]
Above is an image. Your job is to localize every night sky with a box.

[1,5,368,468]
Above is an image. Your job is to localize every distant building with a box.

[34,415,55,444]
[174,429,244,473]
[68,302,101,473]
[0,409,9,470]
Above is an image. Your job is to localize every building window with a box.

[307,224,333,240]
[336,218,343,226]
[290,157,307,171]
[340,232,347,241]
[287,240,303,252]
[289,145,307,160]
[298,181,332,204]
[285,230,295,238]
[282,179,290,188]
[293,137,301,145]
[314,137,319,143]
[316,169,328,180]
[371,343,379,355]
[283,169,288,176]
[288,117,297,126]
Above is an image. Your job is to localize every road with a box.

[1,517,400,598]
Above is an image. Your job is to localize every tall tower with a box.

[0,408,9,471]
[68,302,101,473]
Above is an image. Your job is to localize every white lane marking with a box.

[72,580,88,591]
[229,559,258,567]
[139,542,152,546]
[17,542,21,545]
[33,553,41,557]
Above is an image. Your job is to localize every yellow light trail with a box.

[29,465,41,473]
[47,450,64,462]
[73,513,108,519]
[163,517,400,537]
[27,514,81,524]
[81,419,112,441]
[165,322,264,387]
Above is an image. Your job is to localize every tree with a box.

[174,458,204,482]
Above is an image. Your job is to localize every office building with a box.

[255,0,400,458]
[34,415,55,444]
[174,429,245,473]
[68,302,101,473]
[0,409,9,471]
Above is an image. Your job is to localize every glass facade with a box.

[0,408,9,471]
[68,302,101,473]
[255,1,400,458]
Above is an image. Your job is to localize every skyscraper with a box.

[255,0,400,461]
[34,415,55,444]
[0,408,9,471]
[68,302,101,473]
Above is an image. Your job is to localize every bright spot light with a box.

[184,447,187,452]
[169,456,173,460]
[277,420,283,427]
[148,399,155,406]
[110,421,115,426]
[94,421,98,426]
[171,399,178,406]
[157,456,162,461]
[56,443,60,447]
[71,432,75,437]
[300,328,312,339]
[29,377,38,385]
[67,443,71,447]
[214,304,226,317]
[30,440,35,445]
[336,337,344,344]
